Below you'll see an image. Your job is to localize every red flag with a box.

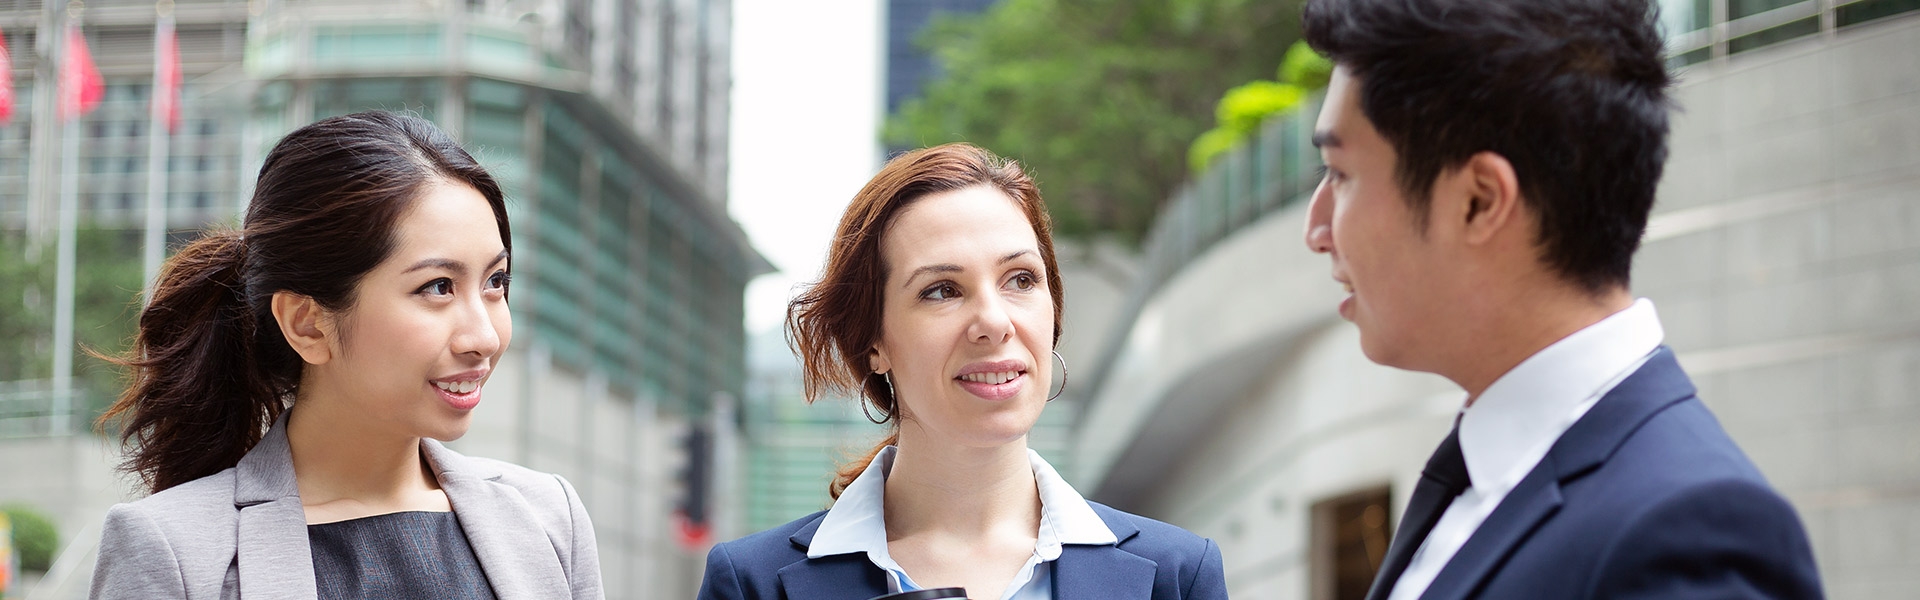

[152,18,180,133]
[0,29,15,123]
[60,24,103,121]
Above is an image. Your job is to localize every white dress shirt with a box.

[1386,298,1665,600]
[807,445,1119,600]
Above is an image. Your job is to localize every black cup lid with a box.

[868,588,969,600]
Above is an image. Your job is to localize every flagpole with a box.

[51,3,80,436]
[142,1,174,301]
[24,3,59,247]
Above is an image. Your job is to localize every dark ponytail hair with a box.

[99,111,509,494]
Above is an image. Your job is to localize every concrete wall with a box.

[1072,13,1920,599]
[1638,15,1920,598]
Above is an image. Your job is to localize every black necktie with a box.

[1366,425,1474,600]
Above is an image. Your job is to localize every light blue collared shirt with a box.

[806,446,1119,600]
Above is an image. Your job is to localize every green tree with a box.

[0,228,146,418]
[2,504,58,573]
[1188,40,1332,173]
[885,0,1304,244]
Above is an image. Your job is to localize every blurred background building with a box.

[0,0,761,598]
[1,0,1916,598]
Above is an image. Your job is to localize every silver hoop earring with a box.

[863,373,894,425]
[1048,350,1068,402]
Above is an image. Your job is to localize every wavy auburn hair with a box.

[786,143,1064,499]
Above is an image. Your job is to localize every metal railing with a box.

[1073,99,1324,419]
[0,379,95,439]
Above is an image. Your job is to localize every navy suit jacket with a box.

[697,501,1227,600]
[1370,347,1823,599]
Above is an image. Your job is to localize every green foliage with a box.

[1216,81,1305,135]
[884,0,1304,244]
[1187,126,1244,174]
[0,228,146,414]
[1279,41,1334,90]
[3,504,58,572]
[1187,40,1331,173]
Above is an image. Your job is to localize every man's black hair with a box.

[1303,0,1673,294]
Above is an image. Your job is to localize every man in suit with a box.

[1298,0,1824,598]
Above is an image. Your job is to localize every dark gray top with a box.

[308,510,497,600]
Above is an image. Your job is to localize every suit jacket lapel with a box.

[1367,430,1469,600]
[1416,460,1565,600]
[1052,545,1157,600]
[232,412,319,600]
[426,440,571,598]
[1414,348,1698,600]
[779,515,889,600]
[1052,503,1155,600]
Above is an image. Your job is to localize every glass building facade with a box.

[0,0,252,232]
[244,0,760,417]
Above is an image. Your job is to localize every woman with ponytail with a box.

[697,143,1226,600]
[89,111,602,599]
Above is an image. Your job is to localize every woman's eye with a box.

[487,270,512,290]
[420,278,454,296]
[921,283,960,301]
[1010,273,1037,291]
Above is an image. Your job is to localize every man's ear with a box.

[271,291,334,366]
[1457,151,1524,246]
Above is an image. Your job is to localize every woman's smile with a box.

[954,359,1029,401]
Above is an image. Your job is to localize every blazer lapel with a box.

[1416,347,1698,600]
[1053,504,1154,600]
[427,440,571,599]
[777,554,889,600]
[1416,459,1564,600]
[232,413,319,600]
[779,515,889,600]
[1052,545,1157,600]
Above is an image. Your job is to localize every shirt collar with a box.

[806,445,1117,563]
[1458,298,1664,495]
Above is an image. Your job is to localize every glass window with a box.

[1729,17,1820,53]
[1311,487,1395,600]
[1838,0,1920,26]
[1730,0,1806,20]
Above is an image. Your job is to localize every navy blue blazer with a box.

[698,501,1227,600]
[1369,347,1823,599]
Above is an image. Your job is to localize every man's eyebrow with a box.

[1312,130,1342,149]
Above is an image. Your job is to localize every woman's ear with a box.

[271,291,334,365]
[868,344,892,375]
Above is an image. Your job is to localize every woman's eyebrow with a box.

[404,250,510,274]
[904,263,962,289]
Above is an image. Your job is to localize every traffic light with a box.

[672,423,712,549]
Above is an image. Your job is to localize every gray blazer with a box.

[89,414,604,599]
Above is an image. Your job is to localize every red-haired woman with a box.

[699,143,1226,600]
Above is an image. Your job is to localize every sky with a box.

[729,0,884,337]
